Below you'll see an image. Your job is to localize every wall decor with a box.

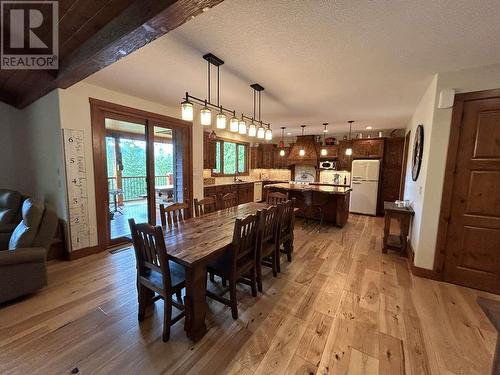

[412,124,424,181]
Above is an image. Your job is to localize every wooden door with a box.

[440,92,500,293]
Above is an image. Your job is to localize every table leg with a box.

[184,263,208,342]
[383,216,390,253]
[400,217,410,257]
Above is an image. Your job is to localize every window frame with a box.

[211,137,249,177]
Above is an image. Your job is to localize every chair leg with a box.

[271,252,278,277]
[250,268,257,297]
[276,246,281,273]
[256,260,263,293]
[229,278,238,319]
[138,284,147,322]
[163,298,172,342]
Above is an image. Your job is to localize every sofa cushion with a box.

[8,199,44,250]
[0,190,21,225]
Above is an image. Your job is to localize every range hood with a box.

[287,135,319,166]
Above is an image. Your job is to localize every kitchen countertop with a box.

[264,183,352,195]
[204,180,288,187]
[309,182,351,188]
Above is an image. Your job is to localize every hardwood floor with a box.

[1,215,498,374]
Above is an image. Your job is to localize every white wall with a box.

[404,63,500,270]
[0,102,20,190]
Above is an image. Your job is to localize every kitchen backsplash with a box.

[203,169,291,184]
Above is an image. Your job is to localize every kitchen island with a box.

[264,183,352,227]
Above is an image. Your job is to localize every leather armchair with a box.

[0,195,58,304]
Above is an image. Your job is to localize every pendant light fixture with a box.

[345,120,354,155]
[320,122,328,156]
[180,53,273,134]
[257,121,266,139]
[299,125,306,156]
[229,111,240,133]
[279,127,286,156]
[216,106,226,129]
[181,93,193,121]
[238,114,247,134]
[200,100,211,126]
[265,125,272,140]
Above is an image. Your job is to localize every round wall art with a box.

[412,124,424,181]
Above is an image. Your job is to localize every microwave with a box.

[319,161,337,170]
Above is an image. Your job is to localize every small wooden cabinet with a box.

[337,140,351,171]
[250,146,261,169]
[273,147,289,169]
[203,132,216,170]
[318,145,338,159]
[237,183,254,204]
[260,144,275,169]
[352,139,384,159]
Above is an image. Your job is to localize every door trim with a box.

[434,88,500,277]
[89,98,193,252]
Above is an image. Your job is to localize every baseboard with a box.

[406,243,442,281]
[68,245,103,260]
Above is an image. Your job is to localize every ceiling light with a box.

[321,148,327,156]
[248,120,257,137]
[346,120,354,155]
[181,94,193,121]
[279,149,285,157]
[265,126,272,140]
[238,116,247,134]
[216,107,226,129]
[257,122,265,139]
[287,132,292,135]
[366,126,373,130]
[200,101,211,126]
[299,125,306,156]
[320,122,328,156]
[229,112,240,133]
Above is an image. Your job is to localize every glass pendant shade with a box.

[229,114,239,132]
[200,106,212,126]
[257,124,265,139]
[265,128,272,140]
[345,147,353,156]
[321,148,328,156]
[279,149,285,157]
[216,111,227,129]
[181,100,193,121]
[238,119,247,134]
[248,122,257,137]
[299,149,305,156]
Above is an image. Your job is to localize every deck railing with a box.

[108,175,170,201]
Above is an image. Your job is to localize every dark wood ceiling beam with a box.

[11,0,224,108]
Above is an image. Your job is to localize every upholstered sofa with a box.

[0,190,58,303]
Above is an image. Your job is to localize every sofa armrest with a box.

[0,247,46,266]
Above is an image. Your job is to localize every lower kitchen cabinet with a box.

[203,182,255,209]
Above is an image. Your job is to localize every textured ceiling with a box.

[85,0,500,135]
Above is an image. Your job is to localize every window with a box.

[212,139,249,176]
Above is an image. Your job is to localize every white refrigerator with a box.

[349,159,380,215]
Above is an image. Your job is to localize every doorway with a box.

[436,89,500,294]
[91,99,192,249]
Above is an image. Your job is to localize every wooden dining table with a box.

[161,202,271,341]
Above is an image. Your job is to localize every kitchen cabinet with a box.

[352,139,384,159]
[337,140,351,171]
[237,183,254,204]
[203,182,254,209]
[250,146,261,169]
[379,137,405,213]
[273,147,289,169]
[203,132,216,169]
[260,144,275,169]
[318,145,338,159]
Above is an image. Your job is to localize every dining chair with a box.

[221,192,238,209]
[194,196,217,217]
[276,198,296,273]
[266,191,288,205]
[159,202,189,228]
[128,219,186,342]
[256,204,281,292]
[206,212,260,319]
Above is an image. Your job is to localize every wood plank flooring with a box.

[1,215,498,374]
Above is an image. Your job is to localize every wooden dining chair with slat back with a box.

[128,219,186,342]
[206,212,260,319]
[159,202,189,228]
[276,198,296,273]
[266,191,288,205]
[194,196,217,217]
[256,204,281,292]
[221,192,238,209]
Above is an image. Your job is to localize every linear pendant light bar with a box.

[181,53,272,135]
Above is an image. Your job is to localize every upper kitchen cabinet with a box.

[352,139,384,159]
[250,146,262,169]
[319,145,338,159]
[273,147,289,169]
[203,132,216,169]
[337,140,351,170]
[260,144,276,169]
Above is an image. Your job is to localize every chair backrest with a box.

[222,192,238,209]
[159,202,189,228]
[280,198,296,234]
[266,191,288,206]
[194,196,217,217]
[260,204,280,244]
[231,213,260,267]
[128,218,171,289]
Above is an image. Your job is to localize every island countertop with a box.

[264,183,352,195]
